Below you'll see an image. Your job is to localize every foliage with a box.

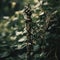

[0,0,60,60]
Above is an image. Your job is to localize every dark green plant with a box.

[0,0,60,60]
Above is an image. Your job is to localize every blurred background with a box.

[0,0,60,60]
